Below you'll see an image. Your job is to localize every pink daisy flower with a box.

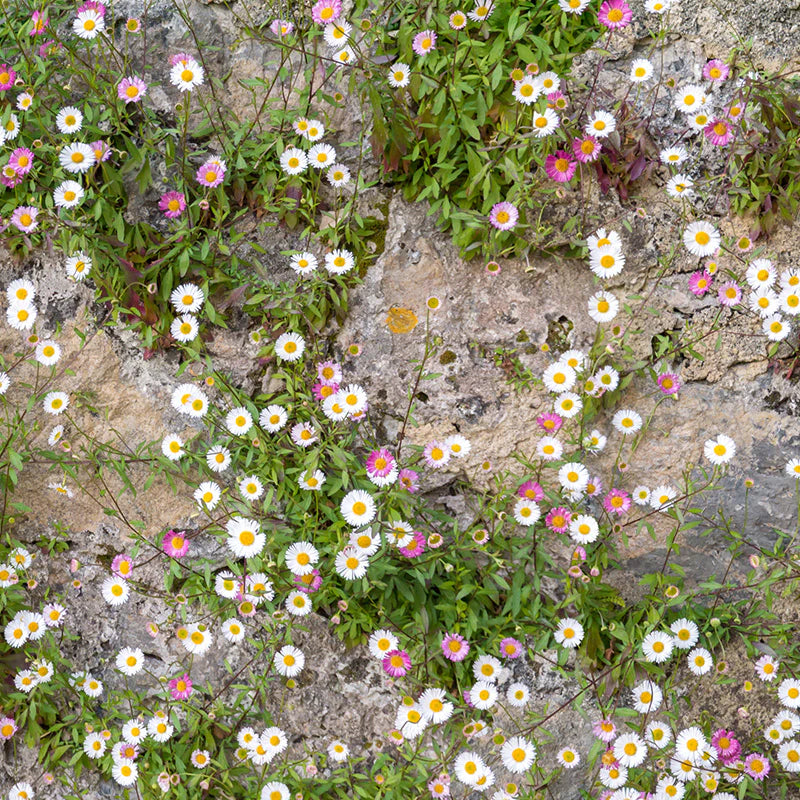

[38,40,60,58]
[449,10,467,29]
[423,440,450,468]
[294,569,322,594]
[114,742,139,761]
[711,729,741,763]
[688,270,713,297]
[366,448,397,479]
[399,531,426,558]
[657,372,680,395]
[291,422,317,448]
[311,0,342,25]
[0,65,15,91]
[111,553,135,579]
[398,468,419,492]
[703,59,729,82]
[382,649,411,677]
[168,673,193,700]
[499,636,523,659]
[544,151,577,183]
[518,480,544,501]
[586,476,602,496]
[10,206,38,233]
[317,360,342,385]
[1,169,21,189]
[169,52,195,67]
[572,545,587,563]
[412,29,437,57]
[573,135,602,163]
[726,99,745,120]
[270,19,294,36]
[744,753,770,781]
[603,489,631,515]
[117,75,147,104]
[598,0,632,29]
[592,719,617,742]
[8,148,34,175]
[754,653,779,682]
[718,280,742,307]
[545,506,572,533]
[704,118,734,147]
[162,530,190,558]
[0,717,17,740]
[547,91,568,111]
[196,159,226,188]
[30,11,49,36]
[536,412,562,433]
[78,1,106,17]
[428,774,451,797]
[442,632,470,662]
[312,381,338,401]
[91,140,112,162]
[489,201,519,231]
[159,191,186,219]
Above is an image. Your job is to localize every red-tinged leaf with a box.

[218,283,250,312]
[595,161,611,195]
[629,154,647,181]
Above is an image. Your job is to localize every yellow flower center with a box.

[239,530,255,546]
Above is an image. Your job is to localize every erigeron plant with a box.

[0,0,799,800]
[2,261,800,800]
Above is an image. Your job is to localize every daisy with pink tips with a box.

[159,191,186,218]
[412,29,437,57]
[382,649,411,677]
[657,372,680,395]
[0,65,15,91]
[10,206,38,233]
[704,118,735,147]
[489,201,518,231]
[270,19,294,36]
[573,135,602,163]
[118,76,147,104]
[442,632,470,661]
[703,59,730,82]
[162,530,190,558]
[30,11,49,36]
[9,148,34,175]
[545,151,577,182]
[593,719,617,742]
[603,489,631,515]
[517,480,544,501]
[168,673,193,700]
[545,506,572,533]
[366,448,397,480]
[311,0,342,25]
[718,281,742,307]
[688,270,713,297]
[536,412,562,433]
[598,0,632,29]
[196,159,226,188]
[398,468,419,492]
